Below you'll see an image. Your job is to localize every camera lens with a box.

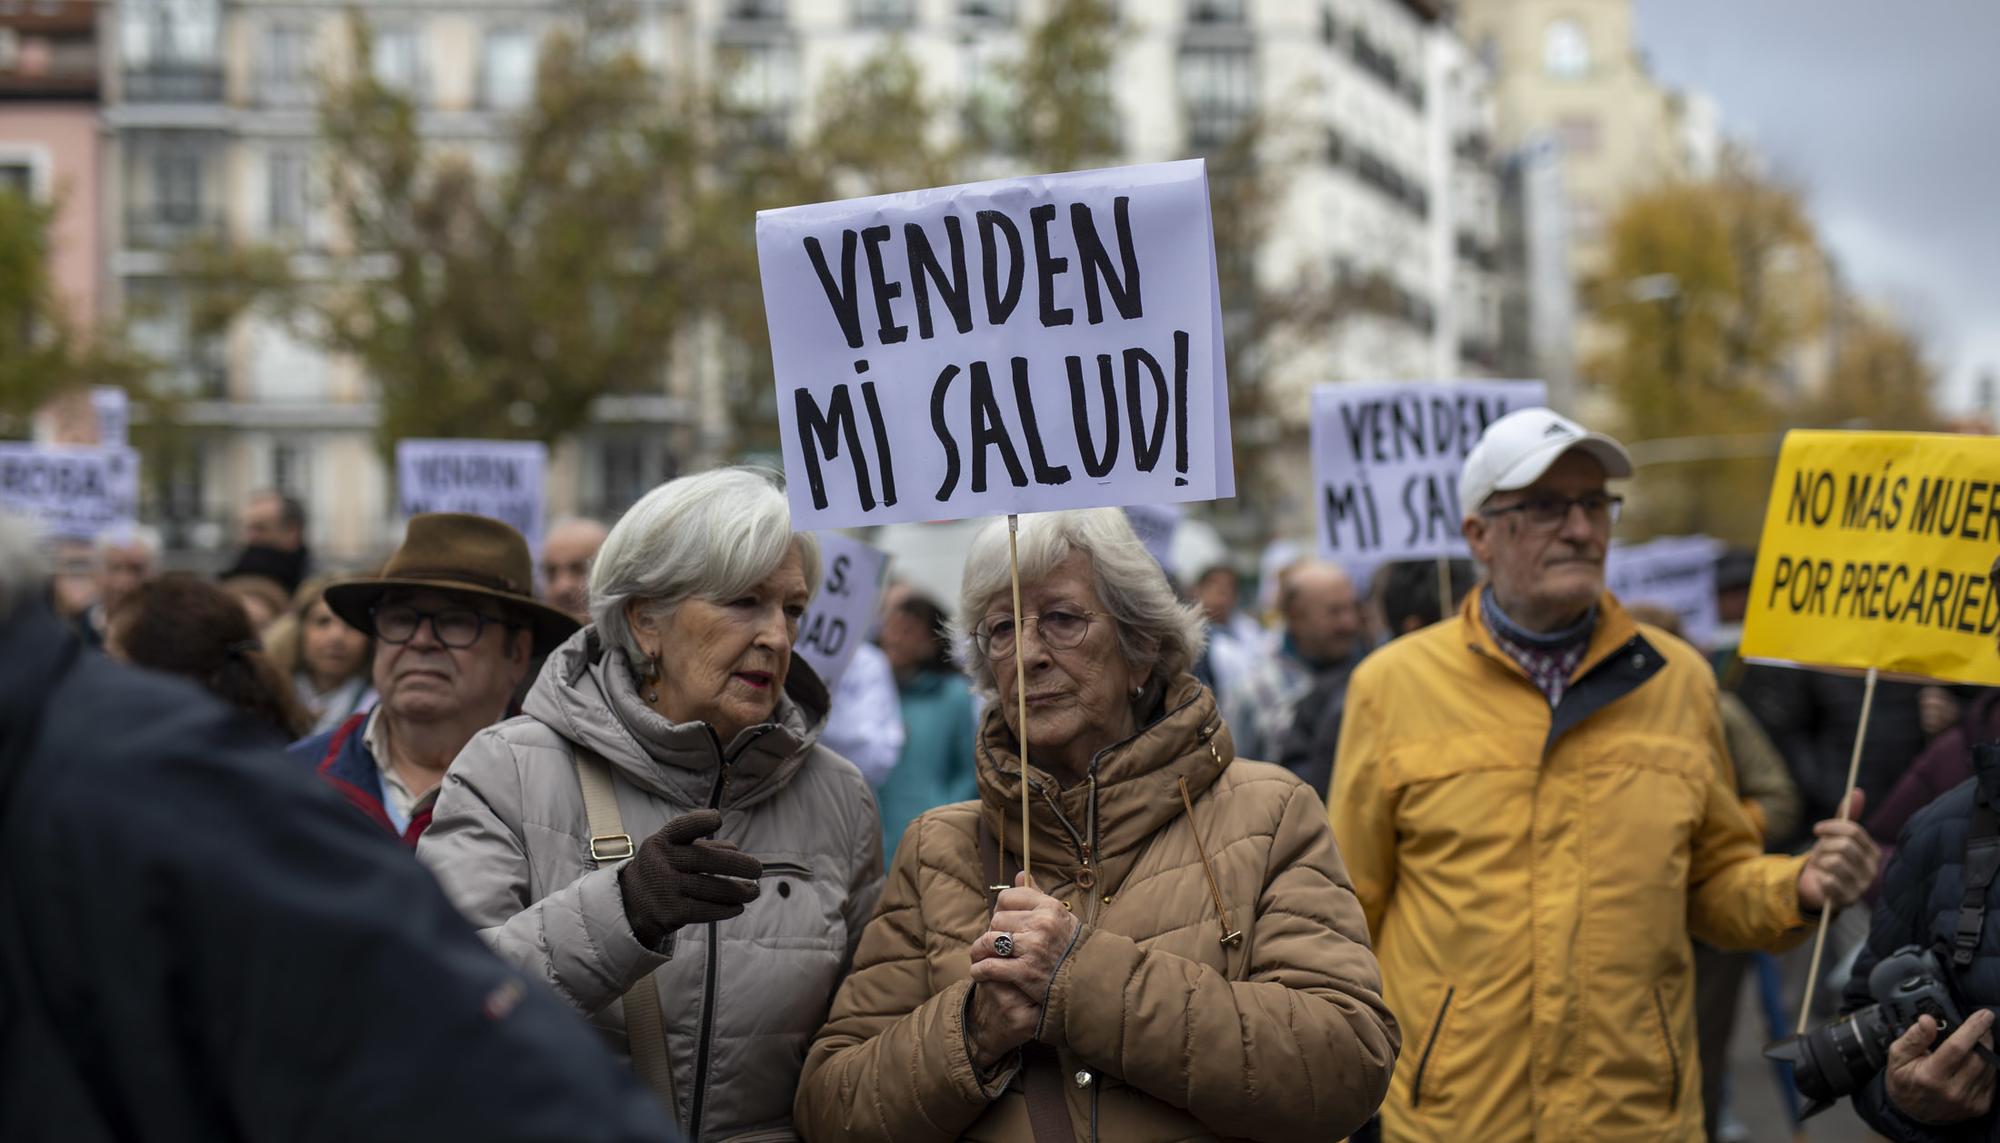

[1778,1006,1895,1103]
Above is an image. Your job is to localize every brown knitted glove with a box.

[616,809,762,948]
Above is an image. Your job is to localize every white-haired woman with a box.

[420,468,883,1142]
[795,509,1398,1142]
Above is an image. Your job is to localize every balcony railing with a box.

[122,63,224,103]
[125,207,226,250]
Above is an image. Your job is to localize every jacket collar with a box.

[1463,586,1643,687]
[975,674,1233,872]
[525,626,830,810]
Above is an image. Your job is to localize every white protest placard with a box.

[0,444,139,540]
[395,439,548,553]
[1309,380,1547,567]
[758,160,1232,531]
[795,532,892,692]
[1606,536,1724,649]
[92,387,129,448]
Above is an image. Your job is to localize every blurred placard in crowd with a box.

[1743,431,2000,686]
[795,532,891,692]
[0,444,139,540]
[757,159,1233,530]
[1605,536,1724,648]
[395,439,548,554]
[92,388,129,449]
[1309,380,1546,569]
[1123,503,1183,580]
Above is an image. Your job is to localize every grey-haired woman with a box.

[420,467,883,1142]
[795,508,1395,1142]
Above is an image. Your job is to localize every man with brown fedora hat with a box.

[289,513,580,846]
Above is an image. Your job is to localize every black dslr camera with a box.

[1766,945,1999,1118]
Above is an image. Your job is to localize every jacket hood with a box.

[523,625,831,811]
[975,673,1233,876]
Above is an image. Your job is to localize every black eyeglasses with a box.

[974,608,1099,661]
[1481,492,1623,532]
[371,603,512,649]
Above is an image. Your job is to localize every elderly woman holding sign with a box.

[795,508,1397,1141]
[420,467,883,1140]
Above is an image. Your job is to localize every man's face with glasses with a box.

[1463,450,1616,632]
[370,588,530,726]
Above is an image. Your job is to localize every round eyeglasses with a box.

[974,608,1100,661]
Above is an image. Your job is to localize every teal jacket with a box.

[876,670,979,864]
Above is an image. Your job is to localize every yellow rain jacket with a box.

[1331,589,1812,1141]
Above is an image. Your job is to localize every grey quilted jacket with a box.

[419,627,884,1142]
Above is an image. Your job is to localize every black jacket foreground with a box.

[1846,740,2000,1143]
[0,604,677,1143]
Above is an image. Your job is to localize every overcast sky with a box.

[1633,0,1998,413]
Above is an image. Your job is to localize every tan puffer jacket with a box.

[795,675,1398,1142]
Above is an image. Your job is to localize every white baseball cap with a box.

[1459,408,1634,519]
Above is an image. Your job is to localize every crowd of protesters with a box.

[8,403,1998,1142]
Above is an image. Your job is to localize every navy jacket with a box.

[1847,741,2000,1142]
[0,604,676,1143]
[291,713,432,846]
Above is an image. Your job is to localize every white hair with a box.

[0,512,48,618]
[951,508,1207,701]
[94,523,161,560]
[589,467,822,672]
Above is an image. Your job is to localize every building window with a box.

[153,148,201,224]
[852,0,915,27]
[1179,44,1254,147]
[259,23,313,107]
[0,159,37,199]
[271,440,310,501]
[959,0,1015,24]
[372,24,423,100]
[722,40,799,144]
[120,0,220,68]
[267,148,308,235]
[481,27,537,110]
[1543,17,1589,79]
[727,0,788,20]
[121,0,223,100]
[1188,0,1246,23]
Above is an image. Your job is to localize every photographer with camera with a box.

[1830,737,2000,1139]
[1822,571,2000,1140]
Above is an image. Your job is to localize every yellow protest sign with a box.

[1742,430,2000,686]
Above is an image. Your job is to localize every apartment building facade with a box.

[100,0,1504,557]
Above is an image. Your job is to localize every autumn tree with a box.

[180,13,712,458]
[1585,158,1835,541]
[1806,301,1940,432]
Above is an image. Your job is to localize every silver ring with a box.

[993,932,1016,958]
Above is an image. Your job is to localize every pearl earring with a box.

[641,654,661,704]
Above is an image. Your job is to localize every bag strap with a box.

[976,813,1076,1143]
[572,745,679,1116]
[1956,794,2000,969]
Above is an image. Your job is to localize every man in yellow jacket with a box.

[1331,408,1880,1141]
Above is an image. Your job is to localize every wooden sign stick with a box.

[1007,513,1032,879]
[1794,665,1878,1034]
